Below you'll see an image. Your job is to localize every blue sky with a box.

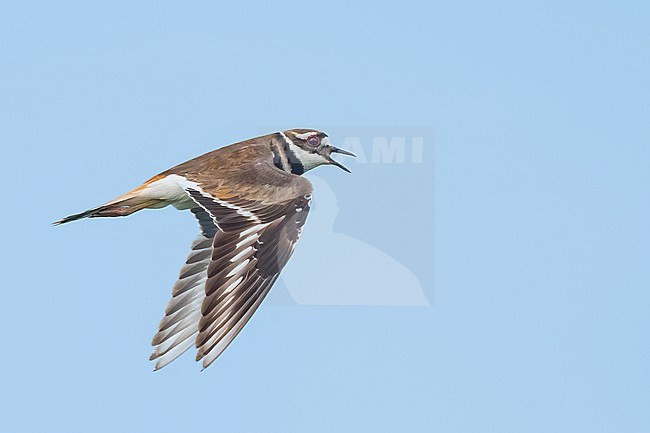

[1,1,649,432]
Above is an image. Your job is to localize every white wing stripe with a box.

[150,229,213,370]
[230,245,253,263]
[177,179,262,225]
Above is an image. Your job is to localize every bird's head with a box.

[281,129,356,173]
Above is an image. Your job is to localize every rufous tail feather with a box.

[53,197,163,225]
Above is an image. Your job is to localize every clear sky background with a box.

[1,1,649,432]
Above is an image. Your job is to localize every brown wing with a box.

[182,160,313,368]
[149,208,217,370]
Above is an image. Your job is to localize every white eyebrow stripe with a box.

[293,132,317,140]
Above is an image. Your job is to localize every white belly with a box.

[141,174,196,210]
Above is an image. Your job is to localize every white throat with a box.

[288,143,328,171]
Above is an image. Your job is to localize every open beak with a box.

[327,146,356,173]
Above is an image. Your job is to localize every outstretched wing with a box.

[182,162,313,368]
[149,208,217,370]
[151,157,313,370]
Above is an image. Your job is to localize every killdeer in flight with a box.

[54,129,355,370]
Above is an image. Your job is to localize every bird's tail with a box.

[52,176,171,226]
[52,197,164,225]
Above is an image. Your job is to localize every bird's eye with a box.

[307,136,320,147]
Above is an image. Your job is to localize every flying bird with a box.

[54,129,355,370]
